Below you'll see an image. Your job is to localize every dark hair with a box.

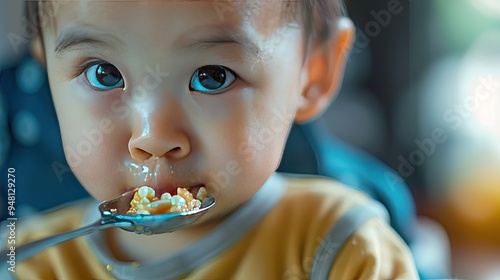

[27,0,346,52]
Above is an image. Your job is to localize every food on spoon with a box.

[126,186,207,215]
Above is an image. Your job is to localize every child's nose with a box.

[128,130,191,161]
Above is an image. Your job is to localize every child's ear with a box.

[31,35,46,66]
[295,18,354,123]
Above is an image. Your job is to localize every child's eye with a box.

[189,65,236,94]
[85,63,124,91]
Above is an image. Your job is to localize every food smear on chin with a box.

[126,186,208,215]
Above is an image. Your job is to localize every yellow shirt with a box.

[1,174,418,279]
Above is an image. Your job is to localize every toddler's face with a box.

[42,0,306,221]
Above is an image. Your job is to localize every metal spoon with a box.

[0,189,216,264]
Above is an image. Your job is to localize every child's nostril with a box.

[166,147,189,159]
[131,147,153,160]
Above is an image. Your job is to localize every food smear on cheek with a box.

[126,186,208,215]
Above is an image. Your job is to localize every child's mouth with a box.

[126,184,208,215]
[126,158,206,199]
[139,184,205,200]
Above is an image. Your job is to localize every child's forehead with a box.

[42,1,297,55]
[48,0,292,33]
[40,1,303,71]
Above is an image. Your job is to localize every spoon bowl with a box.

[99,189,216,234]
[0,189,216,265]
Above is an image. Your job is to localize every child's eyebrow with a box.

[176,29,263,61]
[54,25,263,61]
[54,25,123,57]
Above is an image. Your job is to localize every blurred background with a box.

[1,0,499,279]
[333,0,500,278]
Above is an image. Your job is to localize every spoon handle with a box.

[0,219,131,265]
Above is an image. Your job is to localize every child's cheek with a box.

[50,82,130,200]
[63,130,128,201]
